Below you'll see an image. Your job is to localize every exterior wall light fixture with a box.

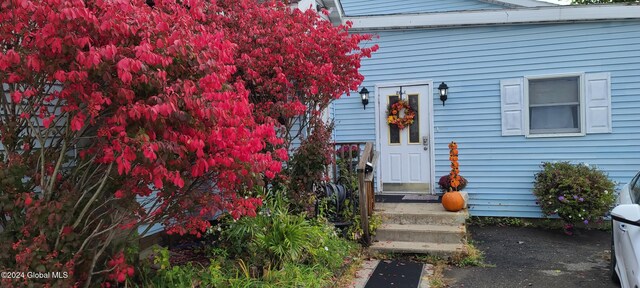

[438,82,448,106]
[359,87,369,110]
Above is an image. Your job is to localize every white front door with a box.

[378,84,432,193]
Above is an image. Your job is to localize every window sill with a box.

[525,132,585,138]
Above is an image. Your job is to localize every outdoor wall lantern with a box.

[438,82,449,106]
[359,87,370,110]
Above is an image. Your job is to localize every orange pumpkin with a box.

[442,191,465,212]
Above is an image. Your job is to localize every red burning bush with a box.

[0,0,374,286]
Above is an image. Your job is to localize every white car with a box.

[611,171,640,288]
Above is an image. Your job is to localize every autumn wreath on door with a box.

[386,100,416,129]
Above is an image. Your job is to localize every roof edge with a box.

[480,0,558,8]
[344,5,640,30]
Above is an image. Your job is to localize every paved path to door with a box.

[445,226,617,288]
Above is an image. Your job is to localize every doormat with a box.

[375,194,440,203]
[364,260,423,288]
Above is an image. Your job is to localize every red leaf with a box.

[71,113,86,131]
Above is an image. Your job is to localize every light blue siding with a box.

[333,21,640,217]
[138,223,163,236]
[341,0,507,16]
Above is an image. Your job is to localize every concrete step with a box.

[376,203,468,226]
[370,241,465,256]
[375,223,466,244]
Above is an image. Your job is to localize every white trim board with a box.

[324,0,345,26]
[344,5,640,30]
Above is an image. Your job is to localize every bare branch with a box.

[83,229,115,288]
[73,162,113,229]
[46,126,68,200]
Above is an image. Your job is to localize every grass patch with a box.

[412,253,445,265]
[428,262,447,288]
[467,216,531,227]
[467,216,612,231]
[334,249,364,288]
[450,242,493,268]
[365,250,399,261]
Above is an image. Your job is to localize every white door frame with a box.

[374,80,436,194]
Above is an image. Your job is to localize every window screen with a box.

[529,77,580,134]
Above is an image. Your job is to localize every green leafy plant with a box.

[136,187,360,287]
[224,194,356,270]
[316,190,344,223]
[254,211,320,268]
[137,247,226,287]
[533,162,616,233]
[262,263,332,288]
[347,213,382,241]
[308,218,357,271]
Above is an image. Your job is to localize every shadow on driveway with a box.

[444,226,617,288]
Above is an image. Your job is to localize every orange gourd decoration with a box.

[442,141,465,212]
[442,190,464,212]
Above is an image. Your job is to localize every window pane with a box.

[408,94,419,144]
[530,77,579,105]
[389,95,400,144]
[530,105,580,134]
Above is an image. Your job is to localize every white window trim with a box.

[524,73,586,138]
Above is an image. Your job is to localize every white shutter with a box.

[585,72,612,134]
[500,78,525,136]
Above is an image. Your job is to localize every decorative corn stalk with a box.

[449,142,461,191]
[442,141,465,212]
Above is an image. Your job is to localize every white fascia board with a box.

[325,0,344,26]
[482,0,557,7]
[345,6,640,30]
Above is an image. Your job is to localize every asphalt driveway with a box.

[444,225,617,288]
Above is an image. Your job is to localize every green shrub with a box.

[224,195,356,270]
[285,120,334,213]
[138,247,227,287]
[138,191,359,287]
[253,211,320,268]
[533,162,616,228]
